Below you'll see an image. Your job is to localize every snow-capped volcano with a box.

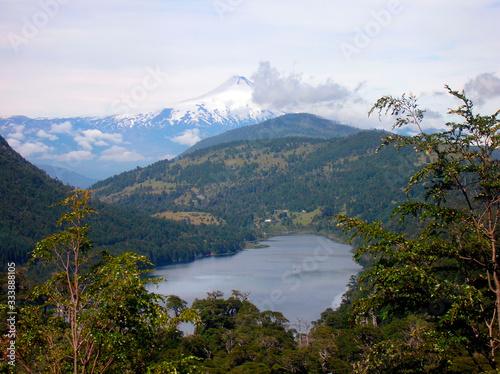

[0,76,280,182]
[164,75,275,128]
[181,75,254,105]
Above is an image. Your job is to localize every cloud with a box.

[464,73,500,105]
[7,139,54,157]
[250,62,354,111]
[8,125,25,140]
[37,129,58,141]
[74,129,123,151]
[5,138,21,148]
[49,150,95,162]
[100,146,145,162]
[171,129,202,146]
[422,109,443,120]
[50,122,73,134]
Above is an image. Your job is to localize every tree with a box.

[13,189,198,373]
[337,87,500,371]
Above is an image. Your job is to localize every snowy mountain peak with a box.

[179,75,254,104]
[169,75,273,125]
[0,75,281,181]
[217,75,253,88]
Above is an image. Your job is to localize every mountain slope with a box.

[92,130,427,237]
[0,135,248,272]
[37,164,99,188]
[0,135,71,265]
[181,113,361,155]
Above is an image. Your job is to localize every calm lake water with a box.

[147,234,362,323]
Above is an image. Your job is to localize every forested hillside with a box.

[0,135,71,265]
[181,113,361,155]
[0,135,249,272]
[93,130,427,238]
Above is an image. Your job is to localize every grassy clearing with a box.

[152,211,225,225]
[291,208,322,226]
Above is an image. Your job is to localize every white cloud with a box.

[49,150,95,162]
[171,129,202,146]
[37,130,58,141]
[74,129,123,151]
[50,122,73,134]
[6,138,21,148]
[464,73,500,105]
[100,146,145,162]
[251,62,354,111]
[8,140,54,157]
[8,125,25,140]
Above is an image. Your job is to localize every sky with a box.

[1,0,500,130]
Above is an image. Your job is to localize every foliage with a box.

[337,87,500,371]
[11,190,199,373]
[0,135,71,265]
[88,201,249,267]
[92,131,424,242]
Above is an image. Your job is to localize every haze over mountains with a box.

[0,76,281,183]
[1,116,423,270]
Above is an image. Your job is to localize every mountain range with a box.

[1,111,425,272]
[92,119,425,243]
[0,76,280,183]
[180,113,360,156]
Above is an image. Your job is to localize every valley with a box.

[2,93,499,372]
[2,0,497,371]
[91,122,425,244]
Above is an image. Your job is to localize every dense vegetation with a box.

[334,88,500,372]
[0,135,250,276]
[2,88,499,372]
[93,130,426,241]
[0,190,400,373]
[0,135,71,265]
[182,113,361,155]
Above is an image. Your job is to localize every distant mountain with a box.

[37,164,99,188]
[0,76,280,180]
[181,113,361,155]
[92,130,425,238]
[169,76,276,128]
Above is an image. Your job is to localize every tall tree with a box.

[13,189,198,373]
[338,87,500,371]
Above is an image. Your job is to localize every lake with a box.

[147,234,362,323]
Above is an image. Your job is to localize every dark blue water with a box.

[148,234,362,323]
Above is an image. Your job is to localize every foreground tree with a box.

[338,87,500,372]
[14,190,198,373]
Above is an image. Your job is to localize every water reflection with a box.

[148,234,362,323]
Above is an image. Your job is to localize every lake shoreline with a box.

[148,234,362,323]
[155,230,354,269]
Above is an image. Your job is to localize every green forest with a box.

[92,128,427,243]
[1,88,500,372]
[0,134,252,276]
